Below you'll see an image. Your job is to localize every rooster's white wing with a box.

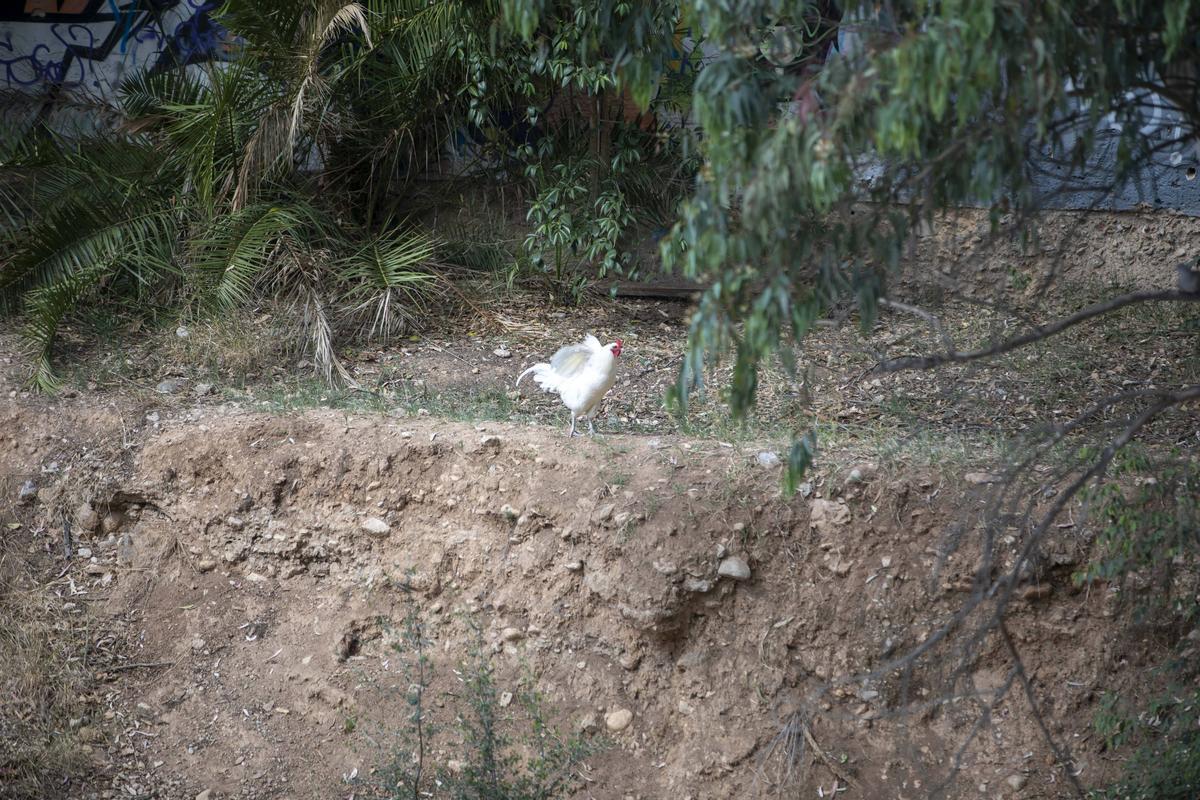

[549,343,593,378]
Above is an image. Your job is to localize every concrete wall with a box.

[1,1,230,101]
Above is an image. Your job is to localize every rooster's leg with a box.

[587,417,596,436]
[568,414,577,437]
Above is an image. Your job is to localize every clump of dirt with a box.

[0,398,1159,800]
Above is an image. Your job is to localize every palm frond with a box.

[23,262,111,393]
[191,203,303,309]
[338,226,439,340]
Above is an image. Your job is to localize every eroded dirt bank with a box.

[2,398,1141,800]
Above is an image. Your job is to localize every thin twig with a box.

[875,290,1200,372]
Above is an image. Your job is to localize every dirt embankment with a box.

[2,398,1143,800]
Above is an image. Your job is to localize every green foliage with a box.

[497,0,1200,488]
[1076,454,1199,622]
[1091,688,1200,800]
[376,611,596,800]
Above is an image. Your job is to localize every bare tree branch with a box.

[874,291,1200,373]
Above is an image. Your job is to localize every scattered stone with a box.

[194,382,214,397]
[500,504,519,521]
[881,555,893,568]
[1018,584,1053,602]
[593,503,616,523]
[155,378,183,394]
[564,560,584,572]
[17,480,37,504]
[810,499,851,536]
[146,411,161,424]
[493,347,512,358]
[756,451,780,467]
[116,533,135,566]
[499,691,513,708]
[360,517,391,537]
[75,502,99,533]
[447,759,466,774]
[828,557,853,577]
[964,472,1000,485]
[175,326,190,339]
[1005,774,1028,791]
[195,790,212,800]
[618,652,642,670]
[717,557,751,581]
[605,708,633,732]
[578,713,599,734]
[798,482,813,498]
[501,627,524,642]
[196,558,218,573]
[76,547,92,559]
[226,516,245,530]
[191,638,206,652]
[683,577,713,593]
[859,689,880,701]
[479,435,501,450]
[612,511,632,528]
[652,560,678,576]
[101,511,125,535]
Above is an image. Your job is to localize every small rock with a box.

[810,498,851,536]
[652,560,678,575]
[683,577,713,593]
[1018,584,1052,602]
[880,556,892,568]
[717,557,751,581]
[612,511,632,528]
[447,759,466,774]
[75,546,92,559]
[194,382,214,397]
[196,558,218,573]
[594,503,616,523]
[493,347,512,358]
[798,481,813,498]
[859,689,880,701]
[155,378,183,394]
[756,451,780,467]
[226,516,245,530]
[17,480,37,504]
[605,708,633,732]
[191,638,206,652]
[501,627,524,642]
[75,502,99,533]
[361,517,391,537]
[578,713,599,734]
[564,561,584,572]
[175,326,190,339]
[146,411,160,424]
[964,472,1000,485]
[1005,774,1028,791]
[116,533,135,566]
[499,692,513,708]
[101,511,125,535]
[479,435,501,450]
[618,652,642,670]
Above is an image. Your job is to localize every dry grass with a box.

[0,478,97,799]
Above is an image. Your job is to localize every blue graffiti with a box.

[3,1,230,92]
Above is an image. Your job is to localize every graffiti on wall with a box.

[0,0,232,96]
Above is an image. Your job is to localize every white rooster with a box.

[516,335,624,436]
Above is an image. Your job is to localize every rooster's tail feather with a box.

[516,363,549,388]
